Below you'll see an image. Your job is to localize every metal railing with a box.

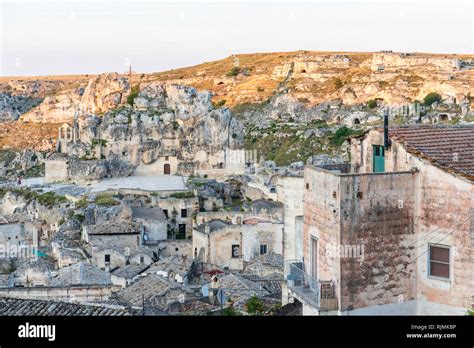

[284,260,338,311]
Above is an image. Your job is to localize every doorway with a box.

[164,163,171,175]
[372,145,385,173]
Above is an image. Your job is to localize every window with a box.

[260,244,268,255]
[165,156,169,161]
[181,209,188,218]
[104,254,110,263]
[163,209,168,218]
[179,224,186,235]
[231,245,240,258]
[270,187,276,193]
[305,183,310,190]
[140,256,144,264]
[429,245,450,279]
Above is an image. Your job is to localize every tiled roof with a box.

[215,273,269,307]
[385,125,474,181]
[194,219,231,234]
[112,264,148,279]
[50,262,112,286]
[0,298,136,316]
[131,207,167,222]
[146,255,192,277]
[243,252,284,275]
[115,273,192,307]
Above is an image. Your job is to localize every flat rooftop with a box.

[90,175,188,193]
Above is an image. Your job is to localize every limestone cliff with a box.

[55,83,244,177]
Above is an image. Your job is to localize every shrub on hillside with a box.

[423,92,442,106]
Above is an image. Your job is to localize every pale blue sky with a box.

[1,0,472,76]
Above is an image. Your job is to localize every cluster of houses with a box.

[0,123,472,316]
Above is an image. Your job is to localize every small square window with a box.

[165,156,169,161]
[260,244,268,255]
[305,183,310,190]
[181,209,188,218]
[104,254,110,263]
[429,245,450,279]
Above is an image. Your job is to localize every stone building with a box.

[193,217,284,271]
[151,195,199,239]
[131,207,167,243]
[285,125,474,315]
[276,176,304,260]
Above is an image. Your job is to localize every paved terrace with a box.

[5,175,189,197]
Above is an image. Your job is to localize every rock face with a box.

[20,73,130,123]
[81,73,130,114]
[234,93,382,127]
[0,93,42,121]
[0,191,28,215]
[54,83,244,177]
[20,90,82,123]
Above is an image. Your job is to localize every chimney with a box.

[383,109,391,150]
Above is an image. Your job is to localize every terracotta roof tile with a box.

[385,125,474,181]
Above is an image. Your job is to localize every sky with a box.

[0,0,472,76]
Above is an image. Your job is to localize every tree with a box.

[226,67,241,77]
[423,92,442,107]
[245,295,265,315]
[333,78,344,90]
[367,99,377,109]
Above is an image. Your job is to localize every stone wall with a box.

[0,285,117,302]
[276,176,304,260]
[44,159,69,183]
[338,171,417,311]
[193,222,283,270]
[352,129,474,310]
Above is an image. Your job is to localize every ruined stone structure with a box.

[45,80,245,182]
[193,218,283,270]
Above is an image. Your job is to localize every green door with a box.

[373,145,385,172]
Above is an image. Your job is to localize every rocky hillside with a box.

[0,50,473,167]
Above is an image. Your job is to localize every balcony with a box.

[285,260,338,312]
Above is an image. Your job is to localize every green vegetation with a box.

[424,92,442,106]
[9,189,68,207]
[75,198,88,209]
[245,295,265,315]
[169,191,195,199]
[127,84,140,106]
[212,99,226,108]
[367,99,377,109]
[333,78,344,90]
[172,121,180,131]
[94,193,119,206]
[468,310,474,316]
[35,191,67,207]
[221,307,240,316]
[226,67,241,77]
[232,99,271,115]
[91,138,108,150]
[74,214,85,222]
[244,120,340,165]
[330,126,364,147]
[24,163,45,178]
